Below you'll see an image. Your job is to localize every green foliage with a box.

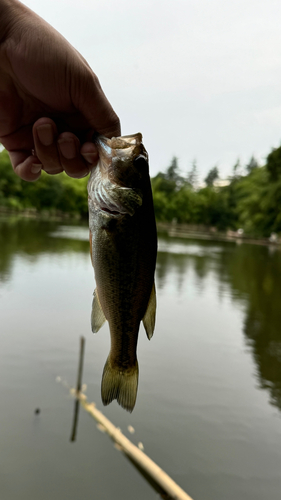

[152,157,236,228]
[246,155,259,173]
[233,166,281,236]
[151,145,281,236]
[266,146,281,181]
[2,142,281,237]
[230,158,244,181]
[0,149,22,206]
[186,159,198,188]
[152,157,186,195]
[0,149,89,216]
[233,167,268,234]
[165,156,180,182]
[204,166,219,187]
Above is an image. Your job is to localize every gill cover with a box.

[87,134,147,217]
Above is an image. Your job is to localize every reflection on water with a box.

[1,216,281,500]
[157,231,281,412]
[1,218,280,414]
[0,217,89,283]
[226,245,281,410]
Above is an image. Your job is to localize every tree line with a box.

[0,148,88,217]
[152,150,281,237]
[1,144,281,237]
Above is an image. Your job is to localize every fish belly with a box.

[90,208,156,411]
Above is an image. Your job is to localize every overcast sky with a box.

[23,0,281,180]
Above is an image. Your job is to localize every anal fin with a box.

[142,282,156,340]
[91,288,106,333]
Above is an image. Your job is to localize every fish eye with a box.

[133,155,148,168]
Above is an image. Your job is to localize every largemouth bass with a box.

[88,133,157,412]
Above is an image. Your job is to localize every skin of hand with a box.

[0,0,121,181]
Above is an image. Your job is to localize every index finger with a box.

[9,150,42,181]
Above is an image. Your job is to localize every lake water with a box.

[0,217,281,500]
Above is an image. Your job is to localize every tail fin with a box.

[101,357,139,412]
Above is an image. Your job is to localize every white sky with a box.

[22,0,281,180]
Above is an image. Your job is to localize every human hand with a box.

[0,0,120,181]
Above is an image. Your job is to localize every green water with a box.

[0,217,281,500]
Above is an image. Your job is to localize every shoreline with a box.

[0,209,279,248]
[156,222,281,248]
[0,206,83,221]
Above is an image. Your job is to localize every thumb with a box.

[73,70,121,138]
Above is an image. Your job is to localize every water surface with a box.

[0,217,281,500]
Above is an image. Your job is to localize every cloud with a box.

[22,0,281,177]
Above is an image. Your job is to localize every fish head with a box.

[88,134,149,220]
[107,133,149,188]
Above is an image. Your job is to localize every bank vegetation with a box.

[1,144,281,237]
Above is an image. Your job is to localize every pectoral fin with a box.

[91,289,106,333]
[142,282,156,340]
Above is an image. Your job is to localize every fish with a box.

[88,133,157,412]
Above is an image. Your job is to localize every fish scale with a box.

[88,133,157,412]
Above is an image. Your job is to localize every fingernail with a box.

[58,139,77,160]
[31,163,42,174]
[82,152,98,164]
[80,170,90,178]
[64,168,89,179]
[37,124,53,146]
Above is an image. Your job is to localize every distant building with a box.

[197,178,231,189]
[213,179,231,188]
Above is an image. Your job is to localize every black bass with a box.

[88,133,157,412]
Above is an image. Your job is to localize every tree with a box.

[165,157,178,181]
[0,147,89,216]
[153,156,186,195]
[230,158,244,181]
[204,166,219,187]
[0,148,23,208]
[266,146,281,181]
[246,155,259,174]
[186,159,198,188]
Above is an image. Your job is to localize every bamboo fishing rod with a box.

[73,391,194,500]
[69,337,194,500]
